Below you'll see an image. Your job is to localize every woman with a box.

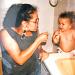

[0,4,49,75]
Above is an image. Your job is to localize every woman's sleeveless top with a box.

[1,28,41,75]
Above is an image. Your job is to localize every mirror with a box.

[49,0,58,7]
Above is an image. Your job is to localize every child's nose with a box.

[59,24,63,29]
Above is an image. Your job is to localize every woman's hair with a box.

[58,11,75,23]
[3,4,37,28]
[15,4,37,27]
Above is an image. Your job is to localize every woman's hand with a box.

[36,32,48,44]
[39,49,49,61]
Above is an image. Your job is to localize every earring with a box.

[23,30,26,33]
[21,30,26,39]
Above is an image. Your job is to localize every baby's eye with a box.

[60,23,65,26]
[62,23,65,25]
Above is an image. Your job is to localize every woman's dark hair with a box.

[15,4,37,27]
[3,4,37,28]
[3,4,21,28]
[58,11,75,23]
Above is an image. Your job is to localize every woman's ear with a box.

[21,20,29,31]
[21,20,29,28]
[21,20,27,25]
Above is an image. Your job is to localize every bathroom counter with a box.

[44,53,75,75]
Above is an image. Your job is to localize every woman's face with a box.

[27,12,39,32]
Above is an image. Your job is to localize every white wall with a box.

[38,0,54,52]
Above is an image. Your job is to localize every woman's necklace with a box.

[21,30,33,39]
[21,30,26,39]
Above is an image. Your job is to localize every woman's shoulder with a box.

[0,28,17,47]
[0,28,11,40]
[0,28,8,35]
[0,28,7,32]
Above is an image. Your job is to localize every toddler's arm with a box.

[52,29,61,45]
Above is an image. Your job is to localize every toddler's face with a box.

[58,18,72,31]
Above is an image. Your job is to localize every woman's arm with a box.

[0,30,48,65]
